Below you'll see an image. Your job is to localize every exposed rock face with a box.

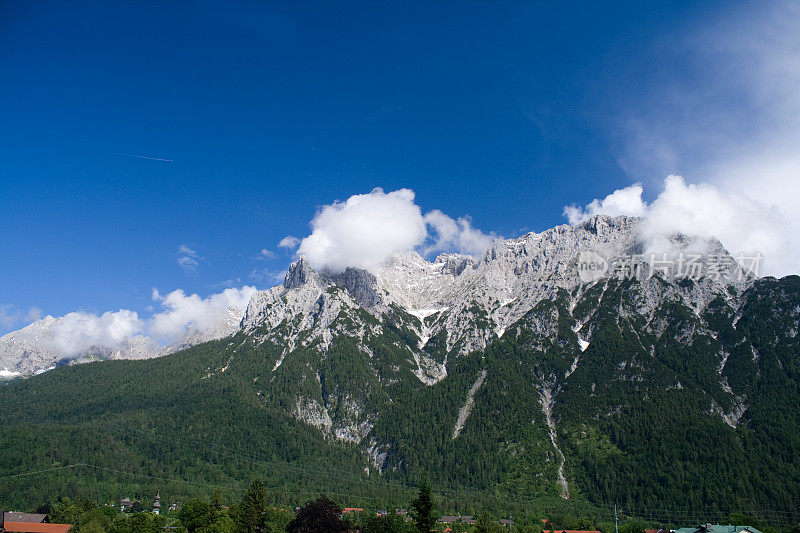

[327,268,385,310]
[244,215,751,366]
[452,369,488,439]
[230,214,771,466]
[283,257,316,289]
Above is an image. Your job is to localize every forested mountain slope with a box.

[1,216,798,524]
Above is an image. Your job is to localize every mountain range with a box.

[1,215,798,523]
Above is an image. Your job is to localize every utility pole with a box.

[615,503,619,533]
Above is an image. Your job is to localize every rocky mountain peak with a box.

[579,213,639,236]
[433,253,476,277]
[0,214,758,380]
[243,214,756,364]
[283,256,317,289]
[325,267,385,310]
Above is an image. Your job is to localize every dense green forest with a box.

[1,276,799,528]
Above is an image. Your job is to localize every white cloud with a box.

[4,287,259,360]
[641,176,788,268]
[0,306,19,329]
[0,305,44,330]
[25,307,42,322]
[44,310,144,356]
[424,211,496,255]
[296,188,496,273]
[149,286,257,344]
[177,245,201,274]
[607,1,800,276]
[278,236,300,249]
[563,184,647,224]
[564,176,793,276]
[297,188,427,272]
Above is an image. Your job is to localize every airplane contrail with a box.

[112,152,173,162]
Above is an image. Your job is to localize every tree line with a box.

[35,475,799,533]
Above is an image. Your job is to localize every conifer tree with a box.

[409,474,437,532]
[238,479,268,533]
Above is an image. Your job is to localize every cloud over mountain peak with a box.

[296,188,497,273]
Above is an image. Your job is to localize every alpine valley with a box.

[1,215,799,522]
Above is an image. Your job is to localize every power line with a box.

[0,464,82,480]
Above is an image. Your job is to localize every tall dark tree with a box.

[409,474,437,533]
[286,495,349,533]
[237,479,268,533]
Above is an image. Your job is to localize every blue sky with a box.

[2,1,798,334]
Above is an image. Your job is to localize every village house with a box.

[1,515,45,525]
[0,512,72,533]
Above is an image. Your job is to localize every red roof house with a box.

[2,522,73,533]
